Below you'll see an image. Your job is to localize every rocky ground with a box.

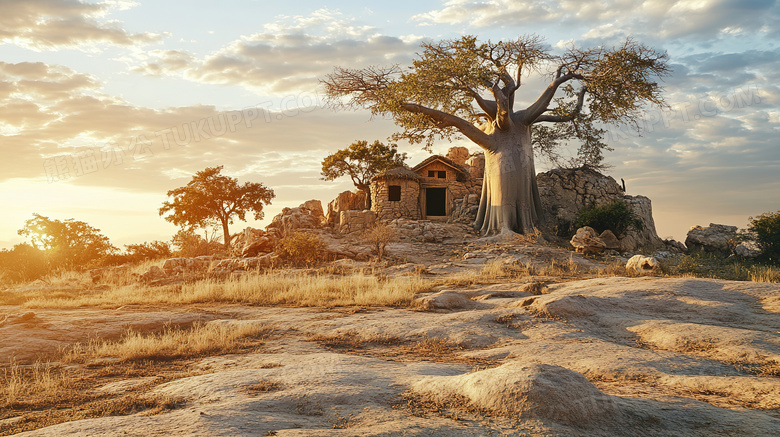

[2,234,779,436]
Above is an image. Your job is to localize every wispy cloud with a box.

[129,9,422,94]
[0,0,161,50]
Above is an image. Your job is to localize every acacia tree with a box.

[321,140,408,207]
[323,35,669,235]
[159,166,275,248]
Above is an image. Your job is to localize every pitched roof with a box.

[412,155,468,176]
[372,166,422,182]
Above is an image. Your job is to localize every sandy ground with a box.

[2,271,779,436]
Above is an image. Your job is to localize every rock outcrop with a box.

[162,256,215,274]
[537,167,663,251]
[735,241,761,258]
[326,190,367,226]
[265,200,325,238]
[411,361,619,427]
[389,219,475,243]
[231,227,276,257]
[445,146,470,166]
[685,223,738,253]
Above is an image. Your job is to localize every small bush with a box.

[0,244,48,283]
[745,211,780,264]
[574,201,643,237]
[363,224,396,261]
[171,228,223,257]
[275,231,327,266]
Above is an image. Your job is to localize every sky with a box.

[1,0,778,250]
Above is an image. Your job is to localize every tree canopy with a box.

[323,35,670,234]
[17,213,117,269]
[159,166,275,248]
[321,140,408,195]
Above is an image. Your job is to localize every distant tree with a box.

[745,210,780,264]
[17,213,117,269]
[0,243,48,283]
[323,35,669,235]
[159,166,275,249]
[321,140,408,206]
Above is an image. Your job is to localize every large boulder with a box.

[685,223,738,253]
[326,191,368,226]
[599,230,621,250]
[415,290,471,310]
[411,361,619,427]
[232,227,276,257]
[266,200,325,237]
[626,255,659,274]
[537,167,624,227]
[570,226,607,254]
[735,241,761,258]
[445,146,470,166]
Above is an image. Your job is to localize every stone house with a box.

[370,151,482,222]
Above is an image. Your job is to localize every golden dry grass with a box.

[1,320,274,435]
[10,271,428,308]
[65,321,274,362]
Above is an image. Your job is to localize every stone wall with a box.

[371,178,421,221]
[449,180,483,224]
[339,210,376,234]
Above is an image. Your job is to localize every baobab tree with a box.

[322,35,669,235]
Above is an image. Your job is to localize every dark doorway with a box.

[426,188,447,216]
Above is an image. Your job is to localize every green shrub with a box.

[574,201,643,237]
[744,211,780,264]
[275,231,327,267]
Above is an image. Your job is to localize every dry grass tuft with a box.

[400,390,487,422]
[66,322,273,363]
[522,282,548,295]
[308,332,404,350]
[405,336,462,359]
[1,362,71,407]
[245,379,283,394]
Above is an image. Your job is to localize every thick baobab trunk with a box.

[474,125,543,235]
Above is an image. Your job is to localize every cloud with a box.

[0,60,402,197]
[0,0,160,50]
[130,9,422,94]
[413,0,779,42]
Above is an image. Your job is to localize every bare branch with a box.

[401,103,491,147]
[534,87,587,123]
